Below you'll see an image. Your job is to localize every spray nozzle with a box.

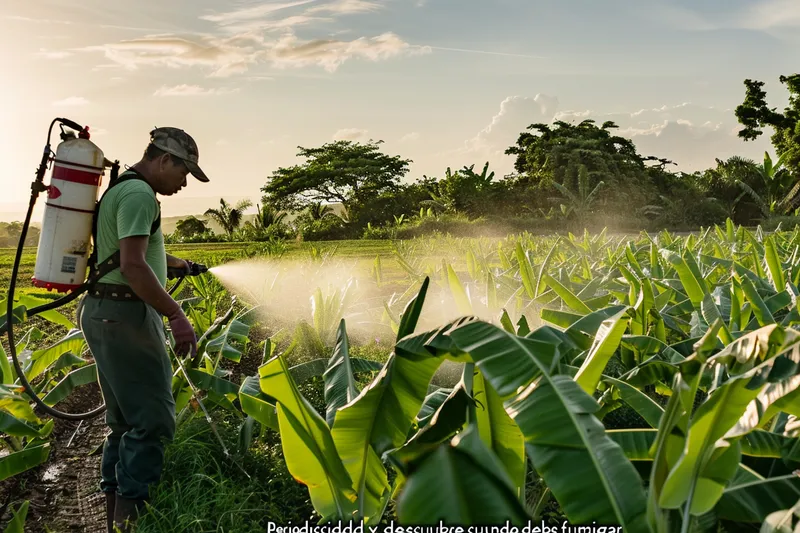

[167,261,209,280]
[189,262,208,276]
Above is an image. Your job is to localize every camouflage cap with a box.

[149,127,209,182]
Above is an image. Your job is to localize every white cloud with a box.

[270,32,428,72]
[623,121,770,171]
[78,0,425,75]
[225,15,326,33]
[307,0,382,15]
[80,35,261,77]
[333,128,369,140]
[448,95,558,170]
[52,97,89,107]
[400,132,420,142]
[153,84,240,96]
[5,15,72,25]
[201,0,379,34]
[452,95,774,177]
[99,24,172,33]
[424,46,544,59]
[82,30,427,76]
[644,0,800,32]
[200,1,315,24]
[36,48,73,59]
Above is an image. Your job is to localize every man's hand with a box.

[166,254,191,274]
[166,306,197,357]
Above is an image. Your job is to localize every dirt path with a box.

[1,382,109,533]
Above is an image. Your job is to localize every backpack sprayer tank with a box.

[31,127,106,292]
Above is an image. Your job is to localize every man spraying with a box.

[78,127,210,532]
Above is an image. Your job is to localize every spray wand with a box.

[166,293,252,480]
[169,342,252,480]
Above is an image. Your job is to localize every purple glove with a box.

[166,307,197,357]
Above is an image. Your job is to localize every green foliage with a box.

[261,140,412,216]
[173,216,209,240]
[227,221,800,529]
[735,74,800,180]
[0,223,39,248]
[134,412,315,532]
[204,198,254,238]
[294,211,350,241]
[423,162,498,218]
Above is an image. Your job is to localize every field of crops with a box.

[4,222,800,532]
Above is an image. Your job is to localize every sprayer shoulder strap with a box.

[87,167,161,284]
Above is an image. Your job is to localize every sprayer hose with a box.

[5,125,105,420]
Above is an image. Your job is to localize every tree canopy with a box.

[260,140,412,214]
[735,74,800,177]
[501,119,680,219]
[504,119,646,190]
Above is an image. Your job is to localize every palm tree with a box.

[733,151,793,217]
[244,203,288,235]
[309,201,334,220]
[254,204,287,230]
[204,198,253,237]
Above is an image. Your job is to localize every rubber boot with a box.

[113,496,147,532]
[105,492,116,533]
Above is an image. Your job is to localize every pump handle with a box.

[58,118,84,132]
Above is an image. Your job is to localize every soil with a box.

[0,381,109,533]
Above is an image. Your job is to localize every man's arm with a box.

[120,236,197,356]
[165,253,189,270]
[120,236,182,316]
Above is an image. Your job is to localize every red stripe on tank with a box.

[31,278,82,293]
[52,165,102,186]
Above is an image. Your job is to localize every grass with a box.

[136,409,316,532]
[136,362,395,532]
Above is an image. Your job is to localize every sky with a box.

[1,0,798,222]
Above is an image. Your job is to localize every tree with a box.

[308,202,335,220]
[423,162,497,218]
[503,119,665,215]
[240,203,291,240]
[204,198,253,237]
[260,140,412,220]
[735,74,800,178]
[0,222,39,247]
[250,203,288,230]
[551,164,605,225]
[693,156,761,224]
[732,151,794,217]
[174,216,209,239]
[505,120,645,187]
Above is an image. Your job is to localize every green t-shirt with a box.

[96,172,167,287]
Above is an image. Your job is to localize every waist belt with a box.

[88,283,142,302]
